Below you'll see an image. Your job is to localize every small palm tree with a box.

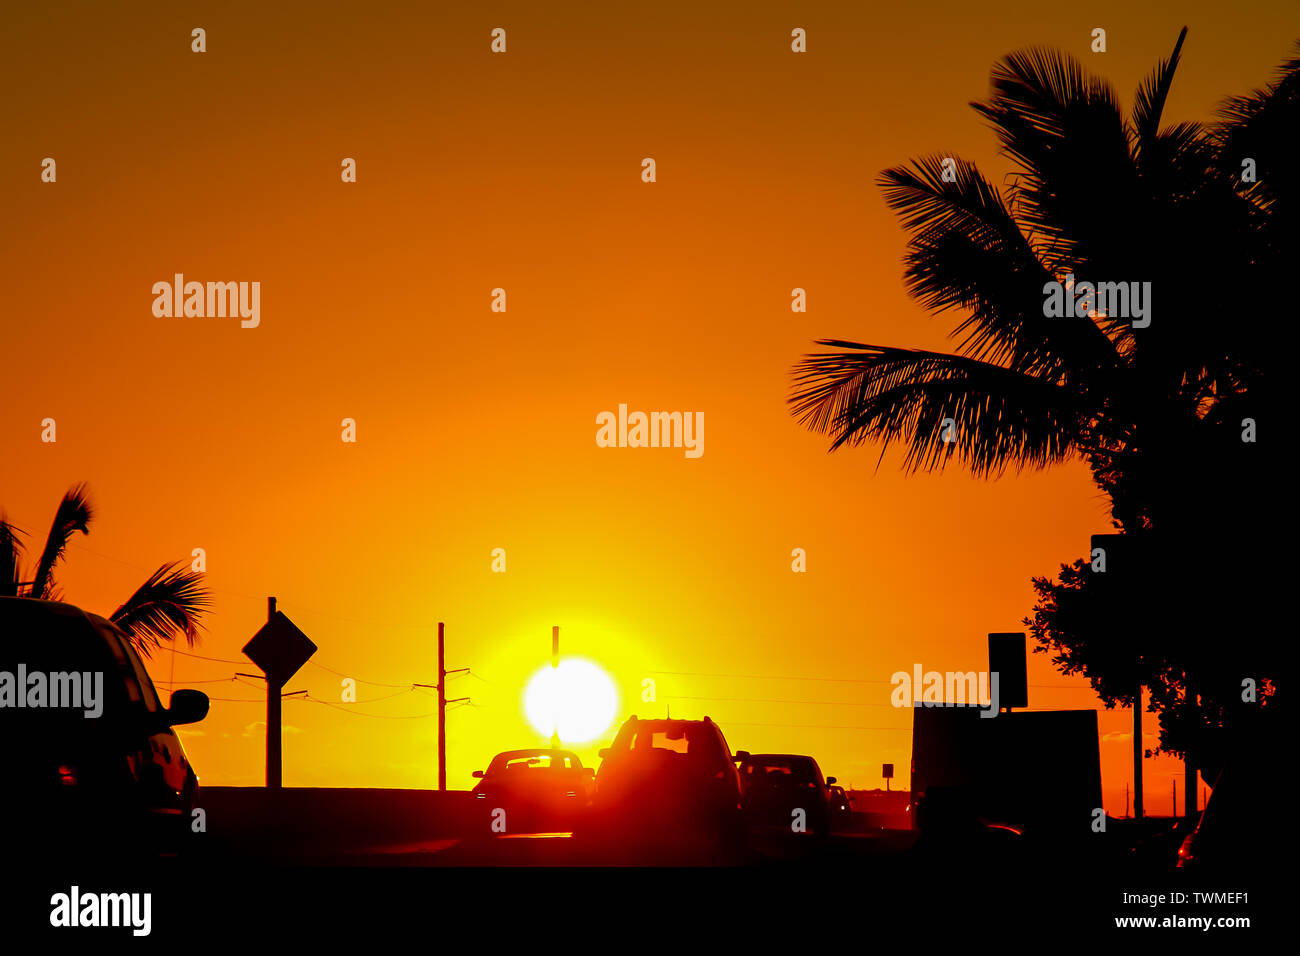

[0,483,211,655]
[790,28,1285,536]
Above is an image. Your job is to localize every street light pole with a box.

[550,626,561,750]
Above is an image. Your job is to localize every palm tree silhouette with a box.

[790,28,1286,535]
[0,483,211,654]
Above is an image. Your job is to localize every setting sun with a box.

[524,659,618,744]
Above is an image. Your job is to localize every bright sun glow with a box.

[524,659,618,744]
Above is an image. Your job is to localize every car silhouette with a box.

[737,753,835,838]
[1178,722,1280,870]
[583,715,745,854]
[1,598,209,860]
[910,785,1025,861]
[469,748,594,835]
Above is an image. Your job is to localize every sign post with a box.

[242,598,317,790]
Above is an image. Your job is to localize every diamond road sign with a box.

[242,611,317,685]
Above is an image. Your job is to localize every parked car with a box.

[1178,726,1280,869]
[583,715,745,853]
[737,753,834,838]
[0,598,209,859]
[1131,817,1194,867]
[910,785,1025,861]
[470,748,594,834]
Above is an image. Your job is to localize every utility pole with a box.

[1133,684,1144,820]
[267,597,280,791]
[1184,675,1198,824]
[437,622,446,791]
[424,622,469,791]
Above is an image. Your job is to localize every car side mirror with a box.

[582,768,595,778]
[165,689,209,727]
[734,751,750,762]
[826,776,837,786]
[598,748,610,758]
[471,770,484,778]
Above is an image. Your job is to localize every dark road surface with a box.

[346,828,917,866]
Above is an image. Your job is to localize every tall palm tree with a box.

[790,30,1291,816]
[790,28,1285,536]
[0,483,211,655]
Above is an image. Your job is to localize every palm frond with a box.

[789,341,1082,476]
[1212,40,1300,135]
[110,561,211,655]
[1133,28,1189,157]
[1211,40,1300,215]
[878,156,1120,379]
[29,483,93,600]
[971,45,1131,261]
[0,517,25,598]
[971,45,1125,175]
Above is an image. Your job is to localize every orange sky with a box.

[2,1,1292,815]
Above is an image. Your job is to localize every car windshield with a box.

[744,758,818,783]
[488,751,577,774]
[106,627,162,713]
[648,731,689,753]
[628,721,725,759]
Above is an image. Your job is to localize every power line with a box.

[168,642,444,693]
[190,682,449,719]
[172,649,246,665]
[650,669,892,684]
[652,669,1100,694]
[154,676,247,685]
[305,658,419,689]
[304,695,440,720]
[335,687,422,705]
[723,720,912,732]
[665,694,895,707]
